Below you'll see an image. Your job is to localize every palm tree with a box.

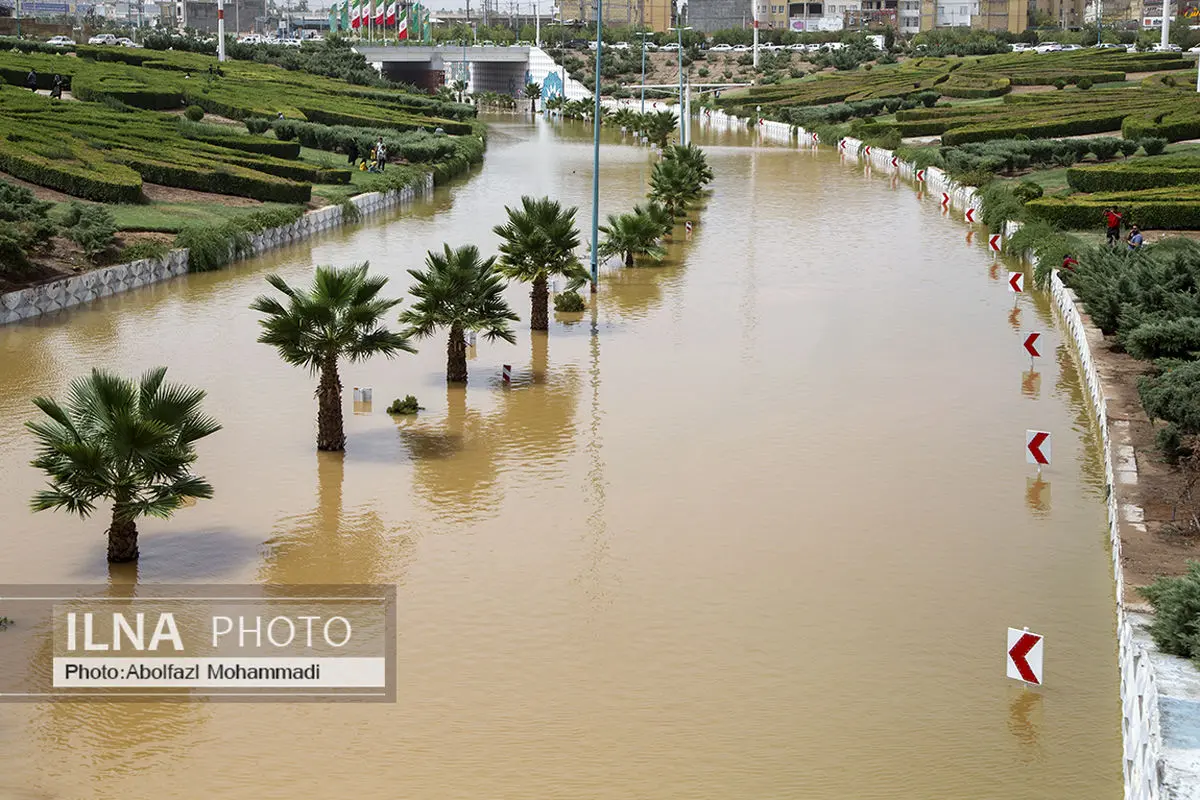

[251,263,412,452]
[524,81,541,113]
[644,109,678,148]
[400,244,519,383]
[631,201,675,239]
[451,79,468,103]
[493,196,589,332]
[26,367,221,563]
[663,143,714,186]
[598,209,667,266]
[649,157,703,217]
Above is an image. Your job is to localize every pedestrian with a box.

[375,137,387,172]
[25,68,37,92]
[1062,253,1078,272]
[1104,206,1123,246]
[1127,225,1144,251]
[346,139,358,166]
[50,74,63,100]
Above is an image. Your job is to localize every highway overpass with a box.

[355,45,591,101]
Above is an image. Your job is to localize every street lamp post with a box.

[636,30,652,113]
[670,26,691,142]
[589,0,603,293]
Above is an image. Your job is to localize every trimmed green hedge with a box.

[113,152,311,203]
[1067,156,1200,193]
[225,155,350,184]
[1026,187,1200,229]
[71,72,183,110]
[183,132,300,159]
[0,136,142,202]
[1123,104,1200,142]
[297,106,473,136]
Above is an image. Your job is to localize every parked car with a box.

[480,39,496,46]
[1034,42,1062,53]
[1093,42,1125,49]
[1153,43,1183,52]
[115,37,140,47]
[1189,43,1200,53]
[237,33,268,44]
[1060,43,1083,50]
[87,33,118,46]
[730,44,749,52]
[642,41,658,51]
[709,43,733,52]
[661,42,681,51]
[45,35,75,47]
[564,38,589,49]
[611,41,630,50]
[787,43,810,52]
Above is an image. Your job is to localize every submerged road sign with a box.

[916,169,926,182]
[1008,272,1024,293]
[1024,332,1041,358]
[1007,628,1044,686]
[1026,430,1051,465]
[989,234,1002,252]
[965,207,977,223]
[941,192,951,207]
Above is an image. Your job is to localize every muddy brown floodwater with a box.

[0,116,1120,799]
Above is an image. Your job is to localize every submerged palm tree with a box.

[663,143,714,186]
[27,367,221,563]
[644,109,678,148]
[400,244,519,383]
[451,79,468,103]
[493,196,589,331]
[649,157,703,217]
[251,264,412,452]
[598,209,667,266]
[631,201,675,239]
[524,81,541,113]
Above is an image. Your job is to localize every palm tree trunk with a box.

[531,274,549,331]
[625,250,634,267]
[447,323,468,383]
[317,357,345,452]
[107,507,138,563]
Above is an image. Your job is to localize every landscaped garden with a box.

[0,40,486,288]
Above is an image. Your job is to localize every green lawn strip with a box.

[92,201,302,233]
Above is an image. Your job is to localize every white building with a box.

[898,0,920,31]
[935,0,978,25]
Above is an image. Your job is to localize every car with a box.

[1009,42,1031,51]
[87,33,118,46]
[1034,42,1062,53]
[611,41,630,50]
[115,37,140,47]
[1093,42,1124,49]
[730,44,749,52]
[1060,43,1083,50]
[709,43,733,51]
[1189,44,1200,52]
[1153,43,1183,52]
[45,35,75,47]
[661,42,681,51]
[237,33,267,44]
[564,38,589,49]
[642,41,658,51]
[480,39,496,47]
[787,43,809,52]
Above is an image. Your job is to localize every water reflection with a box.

[1026,476,1052,516]
[1007,688,1044,759]
[259,453,413,585]
[1022,370,1042,400]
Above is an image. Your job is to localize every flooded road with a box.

[0,116,1119,799]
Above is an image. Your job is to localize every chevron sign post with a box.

[965,207,977,223]
[1007,628,1044,686]
[1026,430,1051,466]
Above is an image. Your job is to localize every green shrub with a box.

[979,181,1024,229]
[1067,156,1200,192]
[184,104,205,122]
[1054,79,1067,90]
[554,290,586,312]
[176,222,251,272]
[120,239,170,262]
[1088,137,1123,161]
[1012,180,1044,204]
[1077,77,1093,90]
[1142,137,1168,156]
[245,117,271,135]
[386,395,422,414]
[65,202,117,261]
[1140,561,1200,662]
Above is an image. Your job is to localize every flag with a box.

[341,0,351,29]
[350,0,361,29]
[329,1,339,31]
[396,8,408,40]
[375,0,385,26]
[386,1,396,25]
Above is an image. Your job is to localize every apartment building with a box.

[559,0,673,31]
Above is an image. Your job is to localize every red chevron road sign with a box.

[1024,332,1041,358]
[1026,430,1051,465]
[1007,628,1044,685]
[1008,272,1024,293]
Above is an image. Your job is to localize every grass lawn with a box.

[76,201,302,232]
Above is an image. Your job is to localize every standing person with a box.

[1127,225,1144,251]
[346,139,358,166]
[375,137,387,172]
[50,74,64,100]
[25,68,37,92]
[1104,207,1123,246]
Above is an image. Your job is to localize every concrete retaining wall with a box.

[0,174,433,326]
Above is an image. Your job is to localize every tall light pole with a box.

[217,0,227,60]
[589,0,602,293]
[636,30,652,113]
[670,25,691,138]
[752,0,759,69]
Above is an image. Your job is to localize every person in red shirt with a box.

[1062,254,1078,272]
[1104,208,1123,246]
